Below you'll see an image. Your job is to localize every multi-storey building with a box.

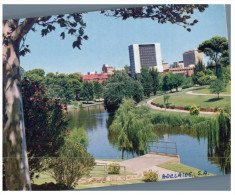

[129,43,163,76]
[183,49,204,67]
[172,61,184,68]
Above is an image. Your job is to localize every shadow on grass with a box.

[205,97,223,102]
[32,182,72,191]
[192,87,208,91]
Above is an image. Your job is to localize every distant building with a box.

[83,74,108,84]
[172,61,184,68]
[183,49,203,67]
[102,64,115,75]
[162,61,169,71]
[129,43,163,76]
[75,72,83,76]
[164,67,194,76]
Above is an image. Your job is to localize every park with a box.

[2,4,231,191]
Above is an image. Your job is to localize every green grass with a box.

[153,88,230,109]
[158,162,215,178]
[68,100,103,110]
[32,164,136,186]
[192,84,231,95]
[83,165,136,178]
[74,178,145,189]
[97,159,125,162]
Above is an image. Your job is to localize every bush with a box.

[21,78,68,178]
[160,104,164,108]
[190,105,200,116]
[171,105,175,109]
[45,139,95,188]
[107,163,120,174]
[143,169,159,182]
[156,103,159,107]
[184,106,191,110]
[165,103,171,108]
[214,107,219,112]
[71,101,78,107]
[182,84,193,89]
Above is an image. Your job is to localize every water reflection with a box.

[68,104,230,175]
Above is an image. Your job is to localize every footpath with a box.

[92,154,189,182]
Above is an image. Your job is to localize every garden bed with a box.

[150,102,221,113]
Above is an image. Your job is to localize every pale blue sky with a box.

[20,4,228,75]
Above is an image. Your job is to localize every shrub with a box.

[156,103,159,107]
[165,103,171,108]
[45,139,95,188]
[171,105,175,109]
[21,78,68,178]
[190,105,200,116]
[182,84,194,89]
[184,106,191,110]
[71,101,78,107]
[214,107,219,112]
[143,169,159,182]
[160,104,164,108]
[107,163,120,174]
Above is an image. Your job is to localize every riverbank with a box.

[32,156,214,190]
[68,100,104,111]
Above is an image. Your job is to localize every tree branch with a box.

[12,18,39,42]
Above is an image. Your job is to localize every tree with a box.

[149,68,159,95]
[193,60,205,76]
[93,81,103,99]
[103,71,144,112]
[20,78,68,179]
[25,68,45,85]
[198,36,229,78]
[196,71,217,86]
[172,74,185,92]
[210,79,227,99]
[138,67,153,97]
[81,81,94,103]
[68,73,83,100]
[3,4,208,190]
[109,99,156,158]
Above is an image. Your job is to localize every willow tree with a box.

[3,4,208,190]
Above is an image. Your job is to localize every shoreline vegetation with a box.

[31,159,215,190]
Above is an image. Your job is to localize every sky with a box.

[20,4,228,75]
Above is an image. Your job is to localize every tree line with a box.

[21,68,103,103]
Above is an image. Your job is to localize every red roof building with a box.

[82,73,108,84]
[164,67,194,76]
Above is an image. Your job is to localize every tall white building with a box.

[183,49,204,67]
[128,43,163,76]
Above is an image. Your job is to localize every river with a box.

[68,104,229,175]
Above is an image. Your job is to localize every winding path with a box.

[186,91,231,96]
[146,97,216,115]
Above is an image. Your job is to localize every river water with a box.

[68,104,228,175]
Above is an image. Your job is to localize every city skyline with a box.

[20,4,228,75]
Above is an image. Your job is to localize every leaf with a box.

[79,28,84,36]
[83,35,88,40]
[60,32,65,39]
[68,28,76,35]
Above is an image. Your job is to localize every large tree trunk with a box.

[3,20,31,190]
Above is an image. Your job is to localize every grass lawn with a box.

[97,159,125,162]
[153,88,230,109]
[192,84,231,95]
[158,162,215,178]
[74,178,145,190]
[68,100,103,110]
[83,165,136,178]
[32,164,136,186]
